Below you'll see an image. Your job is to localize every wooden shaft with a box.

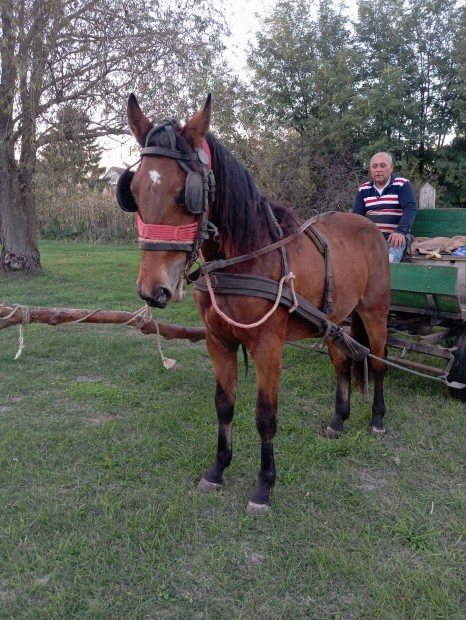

[0,304,206,342]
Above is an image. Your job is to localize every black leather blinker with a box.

[116,170,137,212]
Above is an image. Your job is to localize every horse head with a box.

[120,93,213,308]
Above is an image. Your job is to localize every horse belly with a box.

[286,314,323,341]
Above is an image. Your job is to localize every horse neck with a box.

[200,235,222,263]
[207,195,276,264]
[205,139,275,260]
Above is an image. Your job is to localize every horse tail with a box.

[351,311,370,393]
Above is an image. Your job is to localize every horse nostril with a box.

[138,287,172,309]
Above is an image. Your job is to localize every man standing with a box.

[352,152,417,262]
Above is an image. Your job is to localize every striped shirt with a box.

[352,175,417,237]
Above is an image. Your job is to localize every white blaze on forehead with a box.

[149,169,161,186]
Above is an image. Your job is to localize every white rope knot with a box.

[126,305,176,369]
[124,305,153,330]
[285,272,298,313]
[153,315,177,369]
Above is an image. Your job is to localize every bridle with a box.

[117,120,216,267]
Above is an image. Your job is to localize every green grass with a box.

[1,241,464,619]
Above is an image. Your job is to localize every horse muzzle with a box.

[137,273,187,308]
[138,286,173,308]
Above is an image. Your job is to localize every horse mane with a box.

[205,133,298,258]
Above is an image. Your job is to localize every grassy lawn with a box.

[1,241,464,619]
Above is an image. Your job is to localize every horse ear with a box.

[182,94,212,148]
[127,93,153,147]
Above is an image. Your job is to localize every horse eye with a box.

[176,190,185,205]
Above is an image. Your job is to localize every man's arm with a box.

[396,181,417,235]
[352,190,366,216]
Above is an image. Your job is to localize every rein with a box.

[194,272,370,362]
[202,260,299,330]
[190,214,320,276]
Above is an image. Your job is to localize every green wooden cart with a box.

[388,208,466,400]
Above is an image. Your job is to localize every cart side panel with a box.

[411,208,466,237]
[390,263,462,314]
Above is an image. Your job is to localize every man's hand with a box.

[387,232,405,248]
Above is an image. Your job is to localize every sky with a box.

[219,0,277,73]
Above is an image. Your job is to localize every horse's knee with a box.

[215,385,235,423]
[256,393,277,440]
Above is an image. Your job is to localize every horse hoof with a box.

[197,477,222,492]
[369,425,386,437]
[324,426,340,439]
[246,501,271,516]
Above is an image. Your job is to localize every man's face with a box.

[369,154,393,187]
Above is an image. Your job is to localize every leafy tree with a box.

[245,0,464,208]
[245,0,362,212]
[0,0,227,271]
[354,0,463,177]
[449,3,466,139]
[36,105,104,188]
[434,138,466,207]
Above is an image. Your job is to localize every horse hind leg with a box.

[325,342,352,438]
[367,348,387,436]
[352,310,387,435]
[197,336,238,492]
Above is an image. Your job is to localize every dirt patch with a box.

[73,376,105,383]
[0,396,25,414]
[0,578,15,604]
[353,468,396,493]
[84,414,122,426]
[240,542,265,566]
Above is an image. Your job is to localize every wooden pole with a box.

[0,303,206,341]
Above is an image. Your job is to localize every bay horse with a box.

[118,94,390,514]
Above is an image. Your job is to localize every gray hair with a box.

[370,152,393,165]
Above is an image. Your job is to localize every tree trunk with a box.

[0,152,41,272]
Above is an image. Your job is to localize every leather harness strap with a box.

[264,202,289,277]
[192,213,334,315]
[194,214,319,274]
[303,225,334,314]
[194,272,369,361]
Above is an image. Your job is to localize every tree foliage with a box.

[354,0,462,173]
[246,0,362,212]
[36,105,104,187]
[244,0,465,212]
[0,0,228,270]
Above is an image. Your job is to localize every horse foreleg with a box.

[198,334,238,491]
[324,342,352,438]
[246,343,282,515]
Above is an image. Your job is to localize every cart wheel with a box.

[448,326,466,401]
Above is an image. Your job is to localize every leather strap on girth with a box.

[194,272,369,361]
